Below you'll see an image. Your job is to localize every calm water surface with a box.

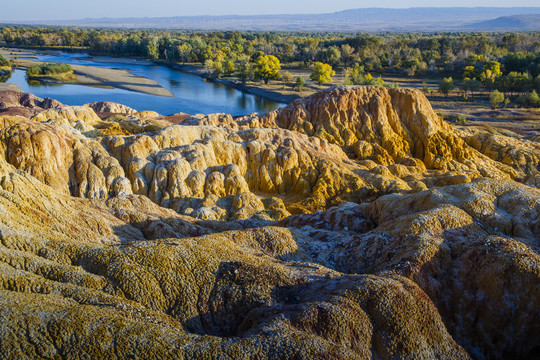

[3,52,284,116]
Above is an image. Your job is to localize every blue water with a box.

[3,52,284,116]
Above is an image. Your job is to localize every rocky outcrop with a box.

[262,86,520,179]
[0,90,63,117]
[280,179,539,359]
[84,101,137,115]
[0,90,62,110]
[101,124,370,218]
[0,160,470,359]
[32,105,102,125]
[0,87,538,359]
[0,116,130,198]
[461,127,540,185]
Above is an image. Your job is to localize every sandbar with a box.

[1,56,173,97]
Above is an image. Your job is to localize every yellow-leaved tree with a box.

[255,55,281,84]
[310,62,335,86]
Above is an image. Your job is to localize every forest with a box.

[1,26,539,105]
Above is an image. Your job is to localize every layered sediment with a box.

[0,86,538,359]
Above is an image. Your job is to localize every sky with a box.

[2,0,539,21]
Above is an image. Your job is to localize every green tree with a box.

[439,77,454,96]
[295,76,305,91]
[361,73,385,86]
[463,65,478,80]
[176,43,192,64]
[251,51,265,62]
[144,36,159,60]
[323,46,341,67]
[0,54,11,78]
[349,63,365,85]
[340,44,355,67]
[255,55,281,84]
[232,43,244,57]
[310,62,335,86]
[0,54,10,67]
[26,63,72,76]
[499,72,531,95]
[527,90,540,106]
[202,46,213,63]
[462,78,481,97]
[235,55,253,84]
[489,90,505,109]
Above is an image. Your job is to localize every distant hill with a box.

[466,14,540,31]
[4,7,540,32]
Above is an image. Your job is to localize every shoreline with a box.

[158,61,300,105]
[10,59,173,97]
[2,47,297,104]
[71,64,174,97]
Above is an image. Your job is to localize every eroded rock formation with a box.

[0,89,63,117]
[0,87,538,359]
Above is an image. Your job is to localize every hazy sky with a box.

[2,0,539,21]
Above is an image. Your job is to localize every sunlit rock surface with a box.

[0,87,538,359]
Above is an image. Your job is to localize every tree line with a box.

[1,26,538,77]
[1,26,539,104]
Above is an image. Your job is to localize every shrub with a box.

[295,76,305,91]
[516,94,528,107]
[26,63,73,77]
[439,77,454,96]
[0,54,10,67]
[527,90,540,106]
[517,90,540,107]
[456,115,467,125]
[282,71,293,82]
[489,90,504,109]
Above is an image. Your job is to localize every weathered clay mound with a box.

[84,101,138,115]
[263,86,520,178]
[0,116,131,197]
[0,90,63,116]
[0,162,471,359]
[0,87,538,359]
[461,127,540,185]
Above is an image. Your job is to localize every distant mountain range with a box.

[4,7,540,32]
[466,14,540,31]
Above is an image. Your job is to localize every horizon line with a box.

[2,6,540,23]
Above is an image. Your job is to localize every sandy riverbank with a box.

[3,57,173,97]
[0,48,38,60]
[88,56,155,66]
[71,63,173,97]
[2,48,296,103]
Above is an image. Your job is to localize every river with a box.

[1,51,284,116]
